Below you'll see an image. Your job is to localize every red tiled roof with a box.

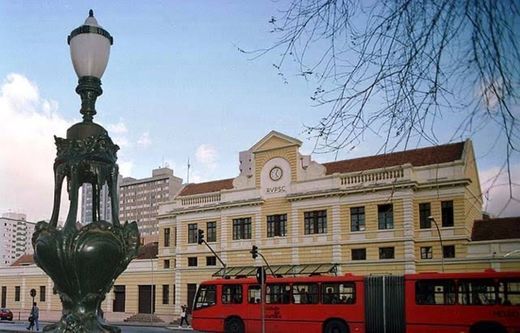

[178,178,234,197]
[136,242,158,259]
[471,217,520,241]
[176,142,465,196]
[11,254,34,266]
[323,142,465,175]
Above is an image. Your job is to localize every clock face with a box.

[269,166,283,181]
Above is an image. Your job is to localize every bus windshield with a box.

[194,284,216,310]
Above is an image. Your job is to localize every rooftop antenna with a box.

[187,157,191,184]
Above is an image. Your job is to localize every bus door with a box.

[246,283,291,333]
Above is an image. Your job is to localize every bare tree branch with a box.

[251,0,520,215]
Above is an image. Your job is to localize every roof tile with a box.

[471,217,520,241]
[178,178,234,197]
[323,142,465,174]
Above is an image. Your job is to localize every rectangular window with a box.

[164,259,170,269]
[15,286,20,302]
[248,285,261,304]
[350,207,365,231]
[207,222,217,242]
[379,247,395,259]
[443,245,455,258]
[419,203,431,229]
[292,283,319,304]
[206,256,216,266]
[232,217,251,240]
[442,201,454,227]
[267,214,287,237]
[351,248,366,261]
[194,285,216,310]
[304,210,327,235]
[40,286,46,302]
[499,280,520,305]
[416,280,456,305]
[222,285,242,304]
[164,227,170,247]
[378,204,394,229]
[266,284,291,304]
[188,223,198,243]
[458,279,496,305]
[188,257,198,267]
[322,282,356,304]
[420,247,433,259]
[162,285,169,304]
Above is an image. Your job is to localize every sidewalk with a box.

[0,320,190,332]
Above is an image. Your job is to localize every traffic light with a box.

[250,245,258,259]
[197,229,205,245]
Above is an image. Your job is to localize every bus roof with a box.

[405,270,520,280]
[200,273,364,286]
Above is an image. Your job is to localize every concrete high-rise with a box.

[0,213,36,267]
[119,167,182,244]
[81,183,113,224]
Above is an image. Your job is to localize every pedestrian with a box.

[178,304,190,328]
[26,302,39,331]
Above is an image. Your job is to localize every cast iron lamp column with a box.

[32,10,139,333]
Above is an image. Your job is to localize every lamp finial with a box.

[89,9,94,17]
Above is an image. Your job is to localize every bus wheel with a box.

[324,319,348,333]
[224,317,245,333]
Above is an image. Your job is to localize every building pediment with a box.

[250,130,302,153]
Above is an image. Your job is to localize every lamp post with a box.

[428,216,444,272]
[31,10,140,333]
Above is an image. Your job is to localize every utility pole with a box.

[251,245,274,333]
[197,229,227,276]
[428,216,444,272]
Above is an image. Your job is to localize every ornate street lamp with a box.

[32,10,139,333]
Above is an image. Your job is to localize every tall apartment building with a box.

[81,183,113,224]
[0,213,36,267]
[120,167,183,244]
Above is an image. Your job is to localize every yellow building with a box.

[1,131,518,323]
[157,131,519,316]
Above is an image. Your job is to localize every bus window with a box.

[458,279,496,305]
[222,285,242,304]
[266,284,291,304]
[248,285,261,304]
[292,283,319,304]
[322,283,355,304]
[416,280,456,305]
[194,285,216,310]
[499,280,520,305]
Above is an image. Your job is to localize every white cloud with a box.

[137,132,152,148]
[0,73,72,221]
[118,160,134,178]
[480,164,520,217]
[107,121,128,135]
[195,144,218,171]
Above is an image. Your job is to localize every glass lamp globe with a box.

[68,10,113,79]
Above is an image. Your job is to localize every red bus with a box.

[192,270,520,333]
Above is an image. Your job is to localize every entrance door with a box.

[113,285,126,312]
[138,285,156,314]
[187,284,197,313]
[1,286,6,308]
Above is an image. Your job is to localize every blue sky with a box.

[0,1,518,220]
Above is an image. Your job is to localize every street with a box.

[0,321,205,333]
